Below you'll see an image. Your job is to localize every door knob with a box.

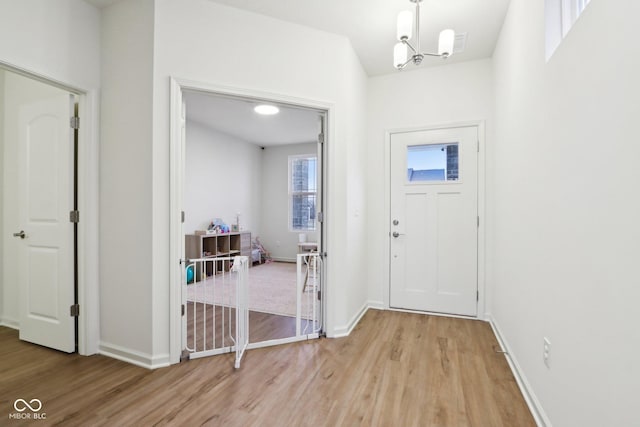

[13,230,26,239]
[392,231,405,238]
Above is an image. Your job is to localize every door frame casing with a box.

[0,60,100,355]
[384,121,487,319]
[169,77,334,364]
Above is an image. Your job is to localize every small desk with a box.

[297,242,318,253]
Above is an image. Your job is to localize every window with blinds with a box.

[289,155,317,231]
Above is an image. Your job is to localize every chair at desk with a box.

[299,243,319,293]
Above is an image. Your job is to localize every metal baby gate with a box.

[182,252,322,368]
[183,256,249,368]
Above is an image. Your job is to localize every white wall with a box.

[342,47,369,329]
[0,0,101,355]
[151,0,369,346]
[366,59,494,309]
[260,142,318,262]
[184,120,262,235]
[492,1,640,425]
[99,0,157,362]
[1,71,70,328]
[94,0,370,365]
[0,0,100,90]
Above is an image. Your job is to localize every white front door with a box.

[389,126,478,316]
[17,93,76,352]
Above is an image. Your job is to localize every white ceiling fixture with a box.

[394,0,455,70]
[254,104,280,115]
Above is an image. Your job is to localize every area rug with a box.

[186,262,319,318]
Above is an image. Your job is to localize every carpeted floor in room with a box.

[186,261,318,318]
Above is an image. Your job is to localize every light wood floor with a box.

[0,310,535,426]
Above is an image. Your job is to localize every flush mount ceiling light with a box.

[254,104,280,115]
[393,0,455,70]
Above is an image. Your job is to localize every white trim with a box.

[488,315,551,427]
[0,60,100,357]
[0,317,20,330]
[331,301,369,338]
[169,78,183,365]
[76,89,101,356]
[0,61,86,95]
[476,122,487,318]
[247,333,319,350]
[387,307,478,320]
[169,77,335,363]
[367,300,385,310]
[383,120,487,319]
[270,256,297,263]
[189,347,232,360]
[99,341,170,370]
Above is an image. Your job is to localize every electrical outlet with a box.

[543,337,551,368]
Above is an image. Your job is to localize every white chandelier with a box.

[393,0,455,70]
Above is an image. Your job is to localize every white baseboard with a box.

[367,300,385,310]
[247,333,318,350]
[0,317,19,330]
[332,301,369,338]
[488,315,551,427]
[269,257,296,263]
[99,341,170,370]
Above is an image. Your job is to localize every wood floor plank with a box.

[0,310,535,426]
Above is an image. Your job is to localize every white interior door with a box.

[389,126,478,316]
[17,93,75,352]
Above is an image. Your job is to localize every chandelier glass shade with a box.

[393,0,455,70]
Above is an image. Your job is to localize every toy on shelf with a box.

[208,218,230,234]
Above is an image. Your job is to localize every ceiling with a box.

[85,0,511,143]
[183,91,322,147]
[86,0,511,76]
[206,0,512,76]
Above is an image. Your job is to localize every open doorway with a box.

[170,84,328,363]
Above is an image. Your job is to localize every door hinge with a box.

[477,140,480,152]
[181,211,185,223]
[477,290,479,301]
[317,212,324,223]
[317,290,321,301]
[70,304,80,317]
[181,304,185,316]
[477,215,480,228]
[318,133,325,144]
[70,116,80,130]
[70,210,80,223]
